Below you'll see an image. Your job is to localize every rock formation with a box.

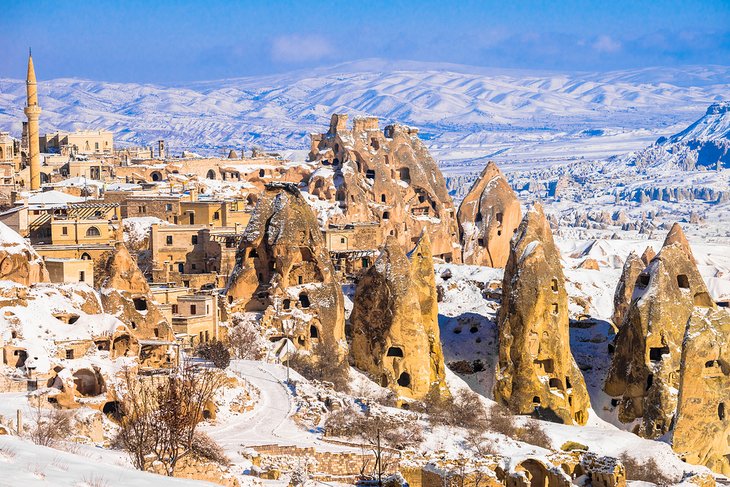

[226,183,346,353]
[96,242,175,367]
[307,114,460,262]
[0,221,48,285]
[457,161,522,267]
[640,245,655,265]
[350,234,447,399]
[611,251,645,330]
[672,307,730,475]
[663,222,695,261]
[494,203,590,425]
[604,226,715,438]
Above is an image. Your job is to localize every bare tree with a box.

[115,363,227,476]
[27,399,71,447]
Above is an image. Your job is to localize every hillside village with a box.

[2,53,730,487]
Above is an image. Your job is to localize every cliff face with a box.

[604,227,714,438]
[673,307,730,476]
[350,235,447,399]
[457,161,522,268]
[307,114,460,262]
[226,183,345,352]
[494,203,590,425]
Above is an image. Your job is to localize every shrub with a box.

[486,403,518,438]
[287,340,349,392]
[191,431,229,465]
[619,453,678,485]
[417,387,487,431]
[516,420,552,449]
[228,314,265,360]
[196,340,231,369]
[28,403,71,447]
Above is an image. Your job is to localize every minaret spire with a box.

[24,50,42,190]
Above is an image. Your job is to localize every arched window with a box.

[80,253,92,260]
[86,226,101,237]
[206,169,216,179]
[150,171,162,182]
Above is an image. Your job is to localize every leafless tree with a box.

[27,399,72,447]
[115,363,227,476]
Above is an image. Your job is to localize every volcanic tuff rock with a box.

[494,203,590,425]
[226,183,345,353]
[350,235,448,399]
[96,242,174,343]
[640,245,655,265]
[663,222,696,262]
[611,251,645,330]
[307,114,460,262]
[0,221,49,285]
[672,307,730,475]
[457,161,522,268]
[604,228,715,438]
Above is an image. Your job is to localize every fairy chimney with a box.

[663,222,695,262]
[0,222,49,285]
[640,246,656,265]
[604,231,714,438]
[611,251,645,330]
[226,183,346,353]
[457,161,522,268]
[350,235,448,399]
[494,203,590,425]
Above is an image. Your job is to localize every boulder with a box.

[604,232,714,438]
[307,114,460,263]
[457,161,522,268]
[0,221,48,285]
[350,234,448,399]
[494,203,590,425]
[226,183,346,353]
[673,307,730,475]
[611,251,645,330]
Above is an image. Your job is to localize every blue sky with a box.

[1,0,729,82]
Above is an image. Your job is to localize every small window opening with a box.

[496,212,503,224]
[549,378,561,390]
[299,293,310,308]
[309,326,319,339]
[551,278,559,292]
[677,274,690,289]
[551,303,559,314]
[387,346,404,357]
[133,298,147,311]
[532,396,541,405]
[283,299,291,310]
[720,402,726,421]
[636,274,650,288]
[397,372,411,388]
[649,346,669,362]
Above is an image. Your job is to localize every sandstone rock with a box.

[672,307,730,475]
[96,242,175,365]
[640,246,655,265]
[0,221,48,285]
[226,183,346,353]
[350,234,447,399]
[604,235,714,438]
[307,114,460,262]
[577,258,599,270]
[663,222,695,262]
[611,252,645,330]
[457,161,522,268]
[494,203,590,425]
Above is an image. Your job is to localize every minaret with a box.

[24,50,42,190]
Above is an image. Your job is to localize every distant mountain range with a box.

[0,59,728,161]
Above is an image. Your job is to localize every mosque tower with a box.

[24,50,42,190]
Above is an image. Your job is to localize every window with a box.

[366,169,375,179]
[551,303,559,314]
[636,274,650,288]
[86,226,101,237]
[213,211,220,220]
[172,304,178,314]
[166,235,173,245]
[397,372,411,387]
[549,378,562,390]
[677,274,690,289]
[496,212,503,224]
[381,194,386,203]
[166,204,173,211]
[62,226,68,235]
[720,402,726,421]
[259,169,265,177]
[65,349,74,359]
[204,330,209,342]
[153,328,159,338]
[79,271,85,282]
[191,235,198,245]
[475,212,483,223]
[382,211,390,220]
[191,304,197,315]
[95,142,99,150]
[133,298,147,311]
[310,326,319,339]
[283,299,291,310]
[387,346,404,357]
[340,237,346,244]
[649,346,669,362]
[191,263,197,270]
[551,278,559,292]
[299,293,310,308]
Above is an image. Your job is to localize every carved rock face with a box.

[673,307,730,475]
[458,161,522,268]
[307,114,460,263]
[350,234,447,399]
[494,203,590,425]
[226,184,346,353]
[605,230,714,438]
[0,222,48,285]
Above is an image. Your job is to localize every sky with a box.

[1,0,729,83]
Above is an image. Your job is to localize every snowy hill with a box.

[0,60,728,160]
[664,102,730,144]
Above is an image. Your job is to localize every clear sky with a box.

[1,0,729,83]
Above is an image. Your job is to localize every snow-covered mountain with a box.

[0,59,728,160]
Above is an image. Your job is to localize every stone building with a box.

[307,114,460,263]
[226,183,346,354]
[350,235,448,400]
[458,161,522,268]
[494,203,590,425]
[41,130,114,156]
